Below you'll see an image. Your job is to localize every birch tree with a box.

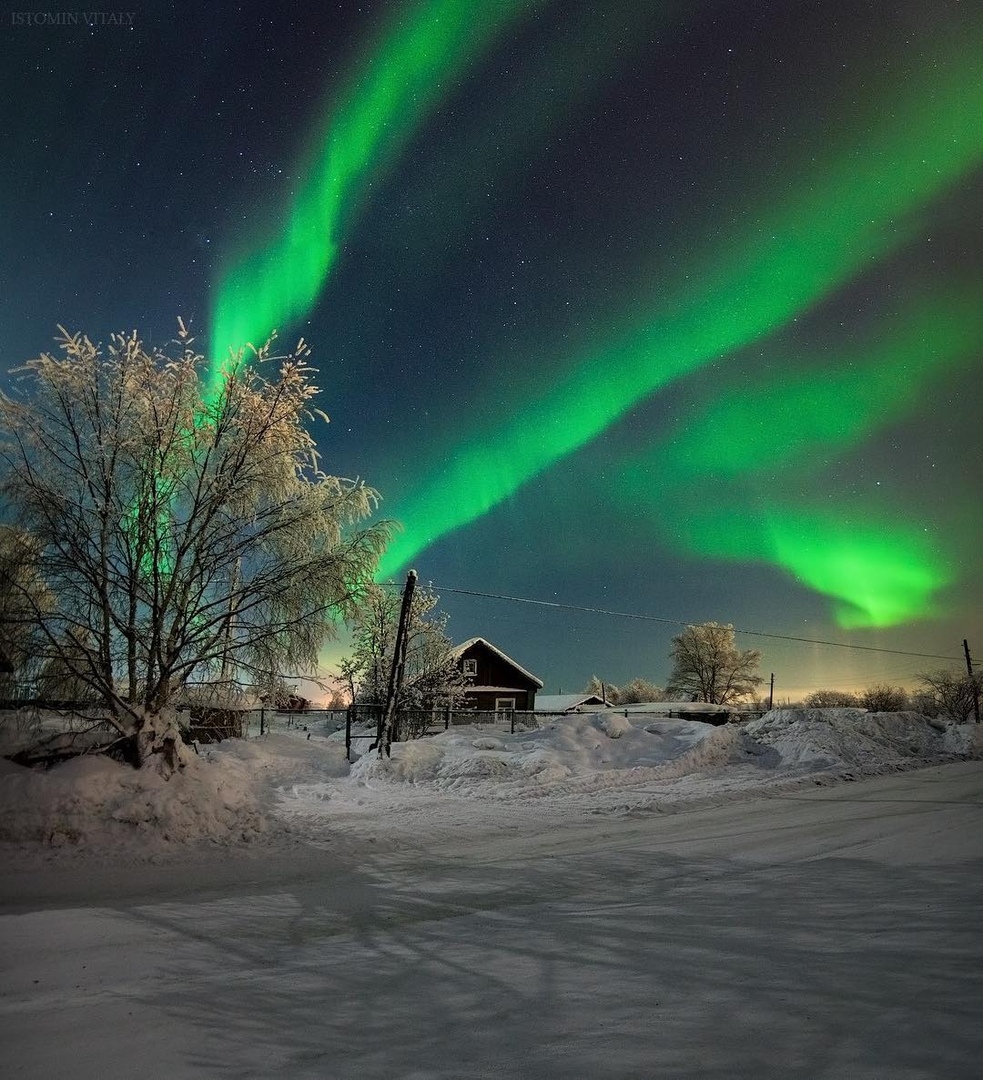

[0,322,389,771]
[340,582,466,722]
[666,622,763,705]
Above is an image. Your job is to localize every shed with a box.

[535,693,612,713]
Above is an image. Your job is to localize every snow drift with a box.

[1,709,979,856]
[0,745,266,852]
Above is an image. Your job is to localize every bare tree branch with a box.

[666,622,763,705]
[0,324,391,768]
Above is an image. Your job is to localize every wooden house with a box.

[451,637,542,712]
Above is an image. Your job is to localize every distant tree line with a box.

[805,670,981,723]
[584,675,666,706]
[583,621,980,723]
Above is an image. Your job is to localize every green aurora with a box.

[209,7,982,632]
[619,286,981,627]
[653,288,982,484]
[372,25,982,630]
[208,0,545,371]
[669,502,950,630]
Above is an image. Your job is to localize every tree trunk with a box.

[133,708,189,777]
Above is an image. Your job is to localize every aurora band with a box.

[376,29,983,613]
[208,0,546,374]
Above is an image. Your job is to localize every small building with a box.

[617,700,736,725]
[451,637,543,712]
[535,693,612,714]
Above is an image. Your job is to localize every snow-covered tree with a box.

[860,684,909,712]
[586,675,667,705]
[666,622,763,705]
[340,582,466,723]
[914,669,981,723]
[803,688,860,708]
[0,323,389,771]
[584,674,619,703]
[618,677,667,704]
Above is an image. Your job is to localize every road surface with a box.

[2,761,981,1078]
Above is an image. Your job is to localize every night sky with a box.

[2,0,981,698]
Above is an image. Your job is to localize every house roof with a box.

[535,693,612,713]
[450,637,544,689]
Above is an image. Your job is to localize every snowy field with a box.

[1,710,982,1078]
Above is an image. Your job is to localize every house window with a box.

[495,697,516,712]
[463,659,477,676]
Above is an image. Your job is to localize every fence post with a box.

[346,706,352,763]
[445,708,450,731]
[260,707,265,736]
[511,712,516,735]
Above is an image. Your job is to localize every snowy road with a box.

[2,761,982,1079]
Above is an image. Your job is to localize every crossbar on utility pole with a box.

[378,570,417,757]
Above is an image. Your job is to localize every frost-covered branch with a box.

[0,323,392,768]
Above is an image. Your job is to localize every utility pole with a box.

[964,640,980,724]
[768,673,774,711]
[378,570,417,757]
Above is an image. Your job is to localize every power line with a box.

[415,582,964,663]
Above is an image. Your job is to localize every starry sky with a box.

[2,0,981,698]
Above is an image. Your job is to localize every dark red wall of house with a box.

[458,641,539,710]
[466,689,533,711]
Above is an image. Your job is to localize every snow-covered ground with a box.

[0,708,979,862]
[2,710,982,1078]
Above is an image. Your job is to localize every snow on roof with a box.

[535,694,611,713]
[450,637,544,688]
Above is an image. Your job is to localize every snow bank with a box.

[2,709,978,860]
[745,709,969,774]
[347,714,743,796]
[344,708,979,807]
[0,743,266,851]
